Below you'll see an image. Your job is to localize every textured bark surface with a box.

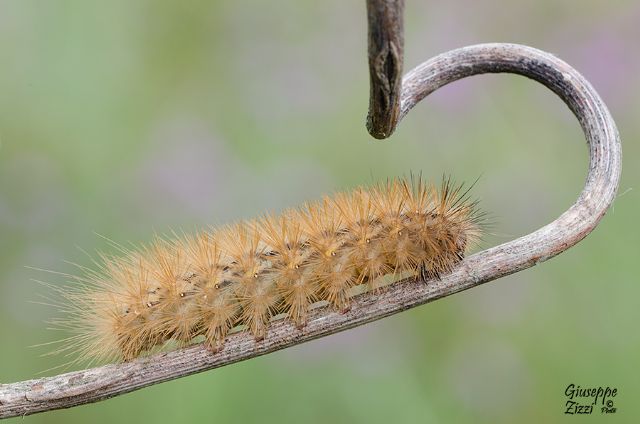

[0,42,622,419]
[366,0,404,139]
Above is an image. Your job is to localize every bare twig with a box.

[366,0,404,138]
[0,6,621,422]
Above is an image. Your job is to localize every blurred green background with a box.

[1,1,638,422]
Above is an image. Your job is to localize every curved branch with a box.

[3,4,623,418]
[0,42,621,419]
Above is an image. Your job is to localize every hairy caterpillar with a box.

[50,177,484,365]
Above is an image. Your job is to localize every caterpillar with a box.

[49,176,484,365]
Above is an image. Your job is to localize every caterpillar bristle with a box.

[50,176,485,364]
[259,214,316,328]
[301,198,356,311]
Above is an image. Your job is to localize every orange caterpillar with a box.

[53,177,484,364]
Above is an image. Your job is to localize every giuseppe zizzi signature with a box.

[564,384,618,415]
